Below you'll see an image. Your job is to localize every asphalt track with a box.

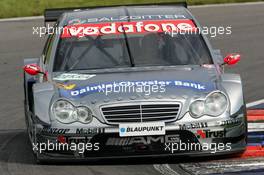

[0,2,264,175]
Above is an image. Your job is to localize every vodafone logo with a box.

[61,19,196,38]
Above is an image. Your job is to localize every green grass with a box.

[0,0,263,19]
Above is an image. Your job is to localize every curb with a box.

[247,110,264,122]
[241,146,264,158]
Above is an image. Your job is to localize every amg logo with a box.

[106,135,180,146]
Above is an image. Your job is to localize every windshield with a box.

[53,21,213,72]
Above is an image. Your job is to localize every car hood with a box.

[54,66,221,103]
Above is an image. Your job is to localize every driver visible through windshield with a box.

[53,19,212,72]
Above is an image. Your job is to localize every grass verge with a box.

[0,0,263,19]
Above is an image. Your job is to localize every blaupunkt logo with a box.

[120,128,126,133]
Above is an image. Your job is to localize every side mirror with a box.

[223,53,241,66]
[23,64,44,76]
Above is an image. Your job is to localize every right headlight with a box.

[52,100,93,124]
[189,92,228,118]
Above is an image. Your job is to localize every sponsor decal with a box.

[67,15,187,24]
[76,128,105,135]
[61,19,196,38]
[41,128,70,134]
[106,134,180,146]
[59,80,212,98]
[53,73,96,81]
[56,83,76,90]
[218,118,242,127]
[179,122,208,130]
[119,122,165,137]
[196,129,226,139]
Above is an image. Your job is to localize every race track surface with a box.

[0,2,264,175]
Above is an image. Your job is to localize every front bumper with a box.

[32,115,247,160]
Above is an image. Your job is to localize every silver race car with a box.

[23,2,247,162]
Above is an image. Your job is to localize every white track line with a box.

[1,1,264,22]
[0,16,43,22]
[247,99,264,108]
[247,98,264,129]
[206,162,264,168]
[153,164,181,175]
[248,123,264,132]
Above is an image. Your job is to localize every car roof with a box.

[61,5,192,25]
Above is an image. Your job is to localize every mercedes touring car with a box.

[23,2,247,162]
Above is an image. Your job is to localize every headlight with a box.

[189,92,228,118]
[77,107,93,124]
[189,100,204,118]
[204,92,228,116]
[52,100,93,124]
[52,100,75,123]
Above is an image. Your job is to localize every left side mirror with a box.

[223,53,241,66]
[23,64,44,76]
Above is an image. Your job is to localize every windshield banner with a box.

[61,19,197,38]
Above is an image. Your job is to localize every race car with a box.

[23,1,247,162]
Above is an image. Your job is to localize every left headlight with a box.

[204,92,228,116]
[189,92,228,118]
[52,100,93,124]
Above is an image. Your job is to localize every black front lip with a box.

[34,129,247,159]
[37,147,246,162]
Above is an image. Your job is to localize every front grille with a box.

[101,103,181,124]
